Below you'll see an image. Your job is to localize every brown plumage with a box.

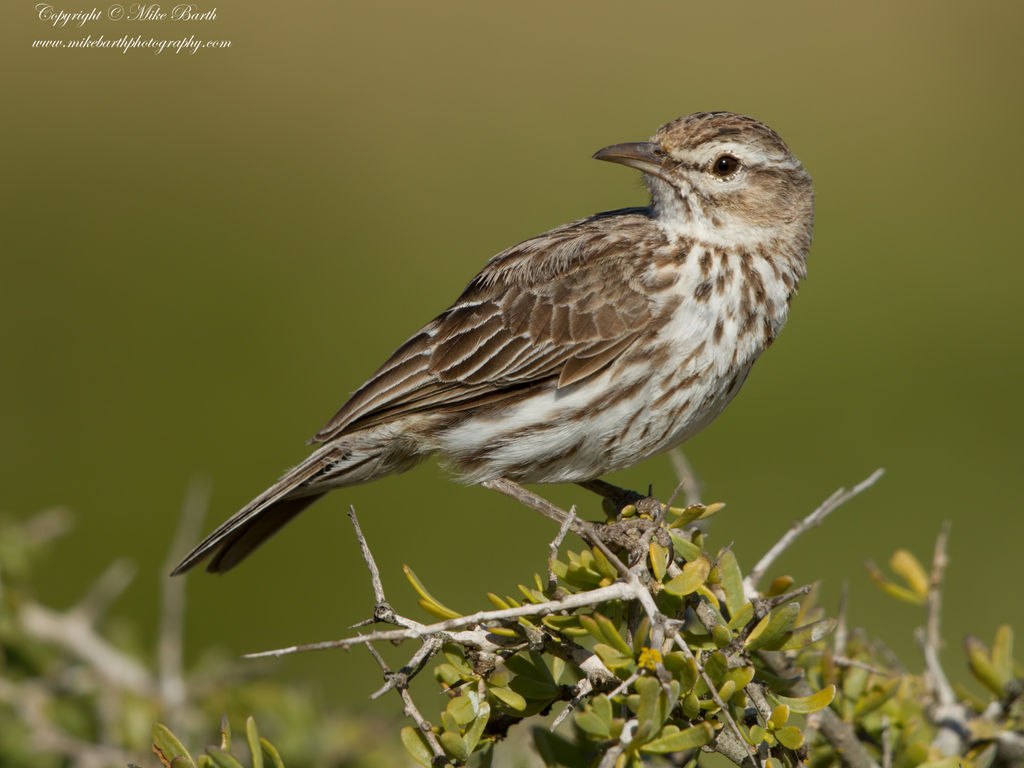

[173,112,813,575]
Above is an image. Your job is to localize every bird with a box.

[172,112,814,575]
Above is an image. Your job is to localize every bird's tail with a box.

[171,429,425,575]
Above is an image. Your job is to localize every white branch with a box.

[246,582,639,658]
[159,477,210,714]
[19,602,155,695]
[744,468,885,596]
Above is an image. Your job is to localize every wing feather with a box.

[313,209,665,442]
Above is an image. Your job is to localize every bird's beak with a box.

[593,141,667,179]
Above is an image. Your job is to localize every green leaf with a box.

[650,542,669,582]
[487,592,511,609]
[436,662,466,687]
[668,532,703,562]
[889,549,929,599]
[490,684,528,711]
[510,675,559,700]
[765,575,795,597]
[724,665,755,691]
[668,502,725,527]
[505,651,556,684]
[682,691,701,719]
[991,625,1014,684]
[533,728,591,768]
[549,558,569,580]
[594,694,613,724]
[776,726,804,750]
[595,612,634,656]
[259,739,284,768]
[769,704,790,728]
[728,601,754,630]
[205,748,245,768]
[633,616,652,657]
[440,730,470,763]
[542,614,587,636]
[464,701,491,752]
[152,723,196,768]
[663,652,698,691]
[404,564,461,619]
[853,678,901,717]
[634,676,667,736]
[447,694,478,725]
[717,550,746,617]
[712,624,733,648]
[640,722,715,754]
[776,618,837,651]
[245,718,263,768]
[772,684,836,713]
[744,602,800,651]
[966,635,1009,695]
[593,643,636,675]
[866,561,926,605]
[591,546,622,581]
[664,557,710,596]
[401,727,434,768]
[703,651,729,686]
[575,711,612,739]
[717,679,737,703]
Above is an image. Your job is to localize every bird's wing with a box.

[313,209,664,442]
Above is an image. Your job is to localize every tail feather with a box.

[172,426,428,575]
[171,453,329,575]
[204,492,326,573]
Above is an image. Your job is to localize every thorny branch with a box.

[744,468,885,597]
[917,522,969,757]
[241,474,911,768]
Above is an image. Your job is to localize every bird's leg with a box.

[579,480,668,522]
[577,479,647,516]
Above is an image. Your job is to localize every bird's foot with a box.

[577,480,663,520]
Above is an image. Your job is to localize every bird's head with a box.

[594,112,813,250]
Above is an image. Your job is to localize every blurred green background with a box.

[3,0,1022,713]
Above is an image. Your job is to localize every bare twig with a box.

[365,643,447,762]
[834,581,849,656]
[483,478,629,578]
[547,505,576,594]
[20,600,155,695]
[744,468,885,596]
[245,582,638,658]
[75,558,136,622]
[348,505,388,606]
[370,636,444,700]
[918,522,968,757]
[922,521,954,705]
[550,677,594,730]
[21,506,75,546]
[159,477,211,715]
[881,715,893,768]
[668,448,702,505]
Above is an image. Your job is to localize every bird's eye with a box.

[711,154,741,178]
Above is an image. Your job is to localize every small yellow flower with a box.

[637,648,663,670]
